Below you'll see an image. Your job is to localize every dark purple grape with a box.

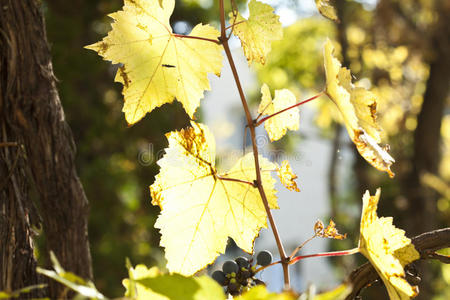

[256,250,272,266]
[235,257,250,269]
[211,270,227,286]
[227,281,241,295]
[222,260,239,274]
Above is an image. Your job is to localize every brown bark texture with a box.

[0,0,92,298]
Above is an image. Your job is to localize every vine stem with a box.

[255,91,325,126]
[289,247,360,265]
[217,176,255,186]
[219,0,290,288]
[172,34,221,45]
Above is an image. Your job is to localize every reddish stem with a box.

[219,0,290,288]
[173,34,221,45]
[256,91,325,126]
[289,247,360,265]
[217,176,255,186]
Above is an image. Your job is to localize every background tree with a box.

[0,0,91,297]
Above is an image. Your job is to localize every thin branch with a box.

[172,34,221,45]
[345,227,450,300]
[289,248,360,265]
[289,233,319,259]
[255,92,324,126]
[225,20,244,31]
[254,259,282,273]
[217,176,255,186]
[219,0,290,288]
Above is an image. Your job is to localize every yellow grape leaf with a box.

[235,285,297,300]
[123,265,225,300]
[123,265,165,300]
[230,0,283,65]
[85,0,222,124]
[277,160,300,192]
[258,84,299,141]
[358,189,420,300]
[312,284,352,300]
[315,0,338,22]
[314,219,346,240]
[150,122,278,275]
[323,39,395,177]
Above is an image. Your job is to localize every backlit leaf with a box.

[123,264,225,300]
[314,219,346,240]
[315,0,338,22]
[235,285,297,300]
[359,189,420,300]
[150,122,278,275]
[323,39,395,177]
[312,284,352,300]
[37,252,105,299]
[258,84,299,141]
[277,160,300,192]
[86,0,222,124]
[230,0,283,65]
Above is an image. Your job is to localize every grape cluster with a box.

[211,250,273,295]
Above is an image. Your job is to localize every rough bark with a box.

[0,0,92,297]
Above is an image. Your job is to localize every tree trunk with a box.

[0,0,92,298]
[400,4,450,299]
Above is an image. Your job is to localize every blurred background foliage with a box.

[41,0,448,298]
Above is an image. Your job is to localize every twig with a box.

[289,248,359,265]
[289,233,318,259]
[217,176,255,187]
[255,92,324,126]
[219,0,290,288]
[173,34,221,45]
[345,227,450,300]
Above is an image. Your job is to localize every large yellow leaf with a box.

[85,0,222,124]
[323,39,395,177]
[358,189,420,300]
[258,84,299,141]
[150,122,278,275]
[230,0,283,65]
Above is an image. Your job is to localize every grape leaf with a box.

[37,252,105,300]
[258,84,299,141]
[150,122,278,275]
[314,219,346,240]
[312,284,352,300]
[358,189,420,300]
[85,0,223,124]
[0,284,46,299]
[123,264,225,300]
[235,285,297,300]
[230,0,283,65]
[277,160,300,192]
[315,0,338,22]
[323,39,395,177]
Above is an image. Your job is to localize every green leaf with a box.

[37,252,105,300]
[235,285,297,300]
[123,264,225,300]
[0,284,47,299]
